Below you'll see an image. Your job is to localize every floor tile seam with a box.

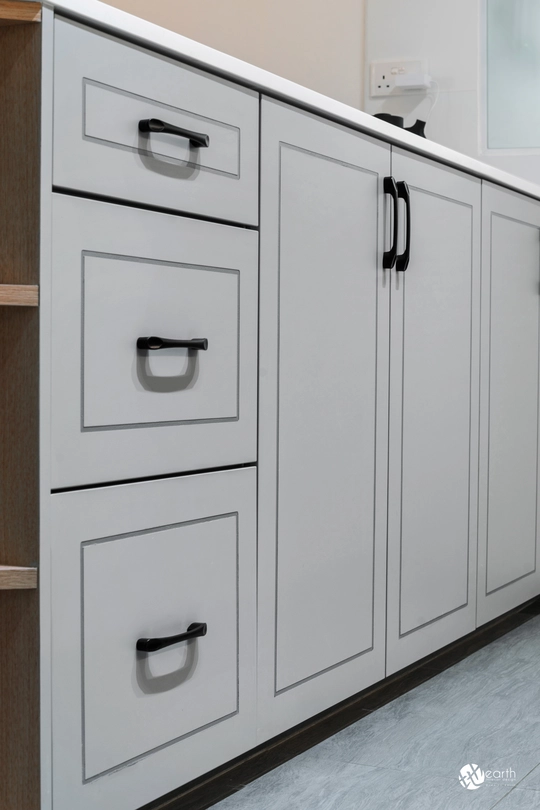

[510,761,540,791]
[364,763,460,783]
[319,749,540,780]
[226,759,382,796]
[316,754,468,781]
[489,784,536,808]
[329,707,445,742]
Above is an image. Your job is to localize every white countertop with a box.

[45,0,540,201]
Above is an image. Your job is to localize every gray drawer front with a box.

[51,469,257,810]
[83,512,239,779]
[50,194,258,488]
[53,18,259,225]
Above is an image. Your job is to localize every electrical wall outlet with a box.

[370,60,429,97]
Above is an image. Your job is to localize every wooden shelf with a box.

[0,1,41,25]
[0,565,37,590]
[0,284,39,307]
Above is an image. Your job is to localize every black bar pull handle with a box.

[139,118,210,148]
[137,336,209,351]
[383,176,399,269]
[396,181,411,272]
[137,622,208,653]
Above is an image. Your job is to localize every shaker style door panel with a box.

[53,18,259,225]
[258,98,390,741]
[386,149,481,674]
[83,516,238,781]
[50,468,256,810]
[477,184,540,625]
[50,194,258,488]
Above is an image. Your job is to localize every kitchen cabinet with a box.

[3,1,540,808]
[386,149,481,674]
[0,8,262,809]
[258,98,390,739]
[477,183,540,626]
[258,106,483,709]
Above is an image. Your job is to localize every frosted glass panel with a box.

[487,0,540,148]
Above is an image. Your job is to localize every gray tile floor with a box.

[214,616,540,809]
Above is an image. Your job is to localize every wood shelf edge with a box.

[0,566,38,590]
[0,284,39,307]
[0,2,41,25]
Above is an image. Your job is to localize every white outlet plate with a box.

[370,60,428,97]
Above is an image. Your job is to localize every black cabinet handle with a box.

[396,181,411,272]
[137,622,208,653]
[383,176,399,269]
[139,118,210,148]
[137,336,209,351]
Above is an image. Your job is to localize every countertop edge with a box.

[44,0,540,202]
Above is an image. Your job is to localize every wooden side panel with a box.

[0,307,39,568]
[0,23,41,285]
[0,19,41,810]
[0,591,40,808]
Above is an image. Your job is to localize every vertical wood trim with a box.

[0,591,40,808]
[0,21,41,810]
[0,24,41,285]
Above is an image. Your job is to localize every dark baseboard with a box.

[140,596,540,810]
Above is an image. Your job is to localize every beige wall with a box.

[100,0,365,108]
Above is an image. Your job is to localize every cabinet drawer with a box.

[51,468,256,810]
[84,517,237,779]
[51,194,258,488]
[53,18,259,225]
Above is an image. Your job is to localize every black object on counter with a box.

[374,113,426,138]
[374,113,404,128]
[405,119,426,137]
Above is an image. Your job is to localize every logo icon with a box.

[459,764,485,790]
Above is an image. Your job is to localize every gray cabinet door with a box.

[258,98,390,741]
[386,149,481,674]
[477,183,540,626]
